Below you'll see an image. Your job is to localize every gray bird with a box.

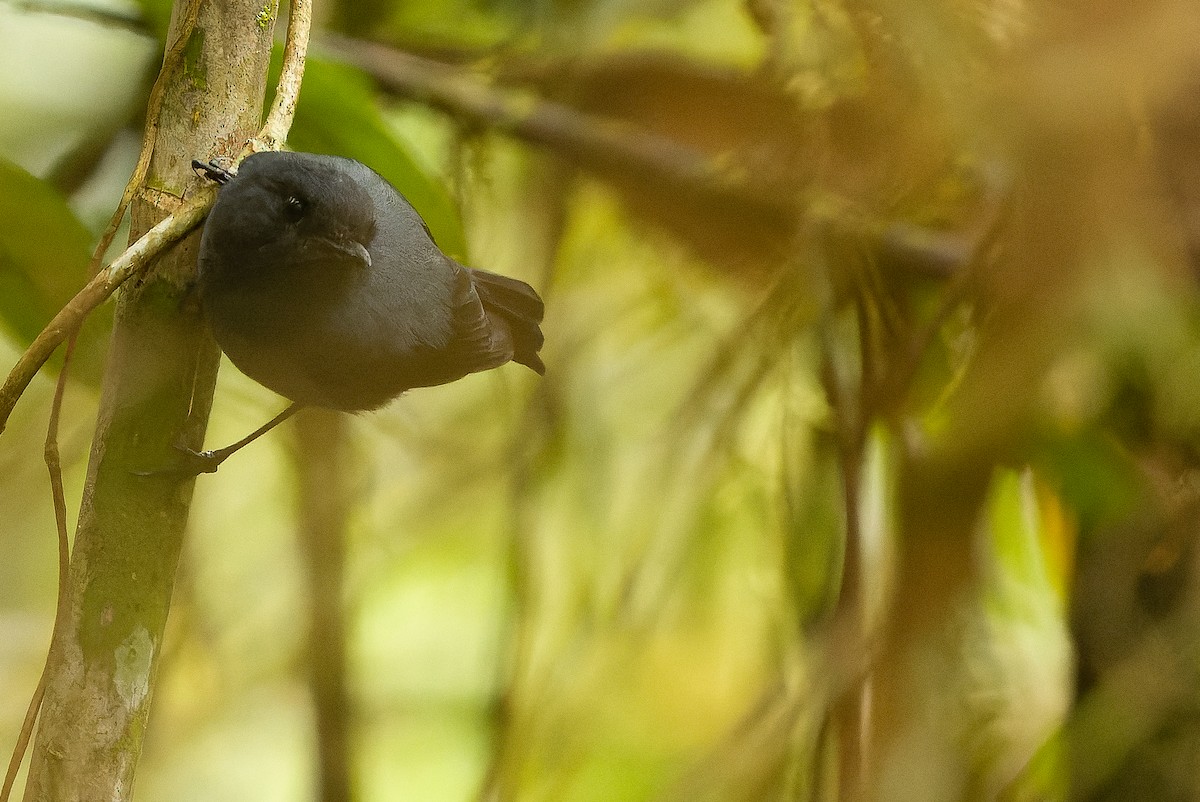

[184,151,544,472]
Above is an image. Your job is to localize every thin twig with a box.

[0,338,75,802]
[0,192,212,434]
[255,0,311,151]
[95,0,205,271]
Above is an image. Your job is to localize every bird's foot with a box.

[191,158,235,185]
[130,443,226,477]
[173,445,225,474]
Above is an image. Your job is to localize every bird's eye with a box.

[283,195,306,222]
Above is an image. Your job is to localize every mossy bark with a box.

[21,1,277,798]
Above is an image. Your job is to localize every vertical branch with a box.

[18,1,282,798]
[819,315,869,802]
[2,8,208,792]
[293,411,355,802]
[256,0,311,150]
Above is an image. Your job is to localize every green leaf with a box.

[0,158,92,329]
[132,0,174,41]
[274,54,469,261]
[0,158,113,384]
[0,159,111,384]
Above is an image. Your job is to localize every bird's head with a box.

[201,151,377,279]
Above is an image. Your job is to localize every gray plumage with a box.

[197,151,545,411]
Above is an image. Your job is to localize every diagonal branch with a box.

[0,194,211,433]
[323,34,797,215]
[0,0,312,436]
[326,35,990,283]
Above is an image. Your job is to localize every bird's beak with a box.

[319,235,372,268]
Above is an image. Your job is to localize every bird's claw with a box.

[129,443,223,477]
[191,159,235,185]
[174,444,223,474]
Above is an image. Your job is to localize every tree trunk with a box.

[21,1,275,798]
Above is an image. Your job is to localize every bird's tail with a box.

[469,268,546,374]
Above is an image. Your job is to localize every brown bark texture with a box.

[20,1,276,798]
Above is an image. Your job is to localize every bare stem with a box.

[256,0,311,151]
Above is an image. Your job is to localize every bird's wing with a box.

[279,263,510,405]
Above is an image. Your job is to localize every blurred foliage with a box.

[5,0,1200,800]
[0,158,111,382]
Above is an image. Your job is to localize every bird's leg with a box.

[169,403,304,475]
